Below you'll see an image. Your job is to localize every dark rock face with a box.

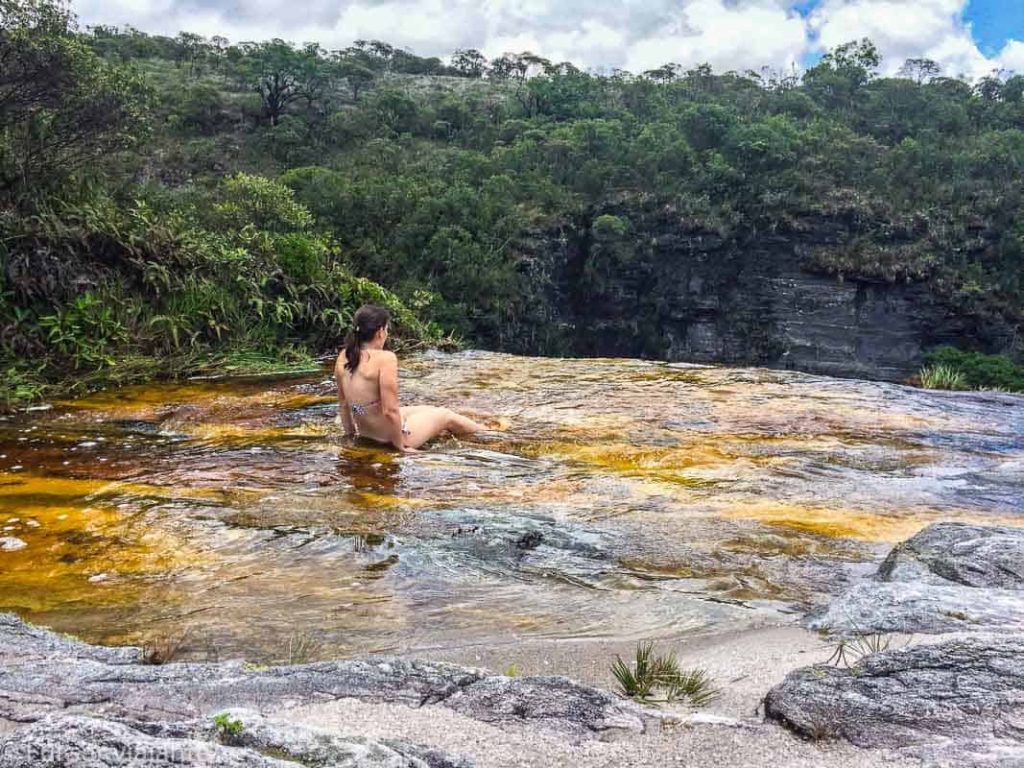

[877,522,1024,589]
[764,637,1024,764]
[810,522,1024,635]
[510,208,1012,381]
[0,613,650,767]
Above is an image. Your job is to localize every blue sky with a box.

[966,0,1024,56]
[73,0,1024,79]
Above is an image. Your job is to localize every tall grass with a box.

[917,364,966,390]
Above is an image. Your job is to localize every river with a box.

[0,352,1020,661]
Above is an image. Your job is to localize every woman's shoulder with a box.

[367,349,398,365]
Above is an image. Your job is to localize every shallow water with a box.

[0,352,1020,660]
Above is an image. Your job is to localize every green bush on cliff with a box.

[923,348,1024,392]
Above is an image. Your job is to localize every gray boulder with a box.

[764,636,1024,764]
[810,522,1024,635]
[808,580,1024,634]
[878,522,1024,589]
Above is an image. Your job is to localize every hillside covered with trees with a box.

[3,0,1024,404]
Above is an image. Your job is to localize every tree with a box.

[898,58,940,84]
[0,0,150,198]
[803,38,880,112]
[236,39,327,125]
[333,55,374,101]
[174,31,206,77]
[450,48,487,78]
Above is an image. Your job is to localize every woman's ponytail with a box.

[343,329,361,374]
[343,304,392,374]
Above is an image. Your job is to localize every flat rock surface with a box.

[808,580,1024,634]
[0,612,651,767]
[764,636,1024,765]
[878,522,1024,589]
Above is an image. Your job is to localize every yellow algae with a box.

[0,485,211,614]
[0,471,246,506]
[718,502,1024,543]
[174,421,330,446]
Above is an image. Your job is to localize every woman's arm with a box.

[377,352,406,450]
[335,365,356,437]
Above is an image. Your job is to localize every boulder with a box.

[810,522,1024,635]
[764,637,1024,764]
[877,522,1024,589]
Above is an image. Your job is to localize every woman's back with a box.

[337,349,386,407]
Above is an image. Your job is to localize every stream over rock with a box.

[0,351,1020,659]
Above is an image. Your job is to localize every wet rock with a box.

[0,613,140,665]
[0,614,650,737]
[0,537,26,552]
[515,531,543,550]
[810,522,1024,635]
[877,522,1024,589]
[764,637,1024,764]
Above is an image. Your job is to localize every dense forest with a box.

[3,0,1024,406]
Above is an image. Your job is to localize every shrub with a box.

[923,348,1024,392]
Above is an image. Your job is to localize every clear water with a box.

[0,352,1020,660]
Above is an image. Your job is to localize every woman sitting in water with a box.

[336,304,484,451]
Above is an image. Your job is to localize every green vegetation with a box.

[919,348,1024,392]
[610,641,718,706]
[212,712,245,743]
[2,1,1023,406]
[918,364,967,391]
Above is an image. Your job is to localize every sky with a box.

[72,0,1024,80]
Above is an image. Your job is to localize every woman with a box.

[336,305,483,451]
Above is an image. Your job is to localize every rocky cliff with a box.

[510,204,1014,382]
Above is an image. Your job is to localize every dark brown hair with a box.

[343,304,391,373]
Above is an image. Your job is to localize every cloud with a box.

[70,0,1021,79]
[807,0,997,78]
[998,40,1024,75]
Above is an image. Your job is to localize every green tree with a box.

[235,39,327,125]
[0,0,150,199]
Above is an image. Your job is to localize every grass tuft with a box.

[917,364,965,390]
[611,640,718,706]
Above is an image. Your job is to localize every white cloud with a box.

[69,0,1020,79]
[998,39,1024,75]
[808,0,995,78]
[623,0,808,74]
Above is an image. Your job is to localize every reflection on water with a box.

[0,352,1021,660]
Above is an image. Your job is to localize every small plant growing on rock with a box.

[285,632,323,664]
[212,713,244,745]
[822,627,911,667]
[611,641,718,706]
[917,364,965,391]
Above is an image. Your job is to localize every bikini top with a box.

[349,399,379,417]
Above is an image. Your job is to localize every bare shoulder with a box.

[373,349,398,367]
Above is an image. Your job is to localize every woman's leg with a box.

[400,406,484,449]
